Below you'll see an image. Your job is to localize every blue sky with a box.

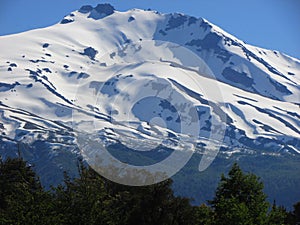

[0,0,299,59]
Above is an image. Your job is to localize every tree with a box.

[286,201,300,225]
[1,155,299,225]
[193,203,214,225]
[113,179,195,225]
[52,161,196,225]
[52,163,115,225]
[209,162,269,225]
[293,201,300,224]
[267,201,287,225]
[0,156,54,224]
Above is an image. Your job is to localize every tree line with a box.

[0,155,299,225]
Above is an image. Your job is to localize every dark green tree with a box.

[0,156,54,224]
[113,179,195,225]
[286,201,300,225]
[267,201,287,225]
[2,155,299,225]
[52,161,196,225]
[52,163,116,225]
[193,203,214,225]
[209,162,269,225]
[293,201,300,224]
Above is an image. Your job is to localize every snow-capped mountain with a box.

[0,2,299,197]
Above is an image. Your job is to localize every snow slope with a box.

[0,4,299,183]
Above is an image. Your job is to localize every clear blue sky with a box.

[0,0,299,59]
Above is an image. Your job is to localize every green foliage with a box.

[52,165,115,224]
[208,162,298,225]
[0,156,54,224]
[293,201,300,223]
[267,201,287,225]
[193,204,214,225]
[52,162,196,225]
[210,163,269,225]
[285,201,300,225]
[0,156,298,225]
